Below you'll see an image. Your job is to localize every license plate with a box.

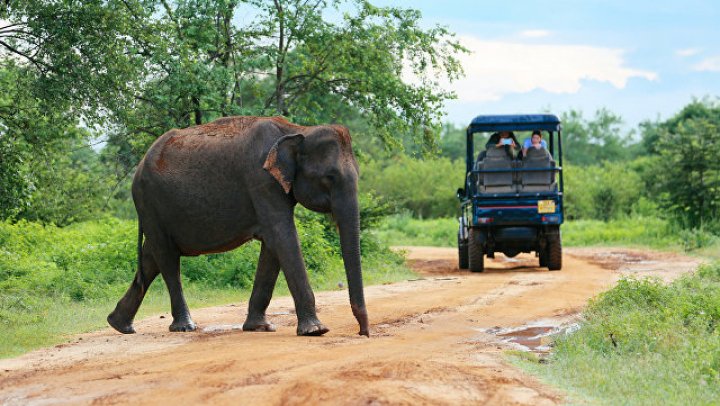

[538,200,556,213]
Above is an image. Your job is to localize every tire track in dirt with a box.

[0,247,702,405]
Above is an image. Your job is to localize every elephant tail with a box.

[136,220,145,295]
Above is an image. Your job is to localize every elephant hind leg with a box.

[243,242,281,332]
[155,244,196,332]
[108,243,161,334]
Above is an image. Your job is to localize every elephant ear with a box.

[263,133,304,194]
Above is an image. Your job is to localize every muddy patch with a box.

[580,250,658,270]
[567,247,703,282]
[481,319,581,353]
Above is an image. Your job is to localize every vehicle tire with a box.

[468,229,485,273]
[547,231,562,271]
[458,241,469,269]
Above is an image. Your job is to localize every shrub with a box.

[531,263,720,404]
[360,156,464,218]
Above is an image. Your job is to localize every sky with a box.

[374,0,720,131]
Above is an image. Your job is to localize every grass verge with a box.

[376,214,720,256]
[512,262,720,405]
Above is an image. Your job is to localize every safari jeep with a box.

[457,114,564,272]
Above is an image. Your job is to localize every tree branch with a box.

[0,39,53,72]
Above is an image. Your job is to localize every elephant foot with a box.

[243,317,276,332]
[169,319,197,332]
[107,312,136,334]
[297,319,329,336]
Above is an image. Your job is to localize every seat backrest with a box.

[520,148,555,192]
[481,147,514,193]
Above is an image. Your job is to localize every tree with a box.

[653,117,720,228]
[0,0,466,221]
[561,109,639,165]
[438,122,467,161]
[640,97,720,155]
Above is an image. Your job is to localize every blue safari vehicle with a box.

[457,114,564,272]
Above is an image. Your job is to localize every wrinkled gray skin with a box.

[107,116,369,337]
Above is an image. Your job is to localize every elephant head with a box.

[263,126,369,336]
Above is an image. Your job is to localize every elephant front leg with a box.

[266,221,329,336]
[243,243,281,332]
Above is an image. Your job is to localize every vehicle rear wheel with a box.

[468,229,485,273]
[547,231,562,271]
[458,240,469,270]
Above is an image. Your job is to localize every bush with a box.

[375,213,457,247]
[530,263,720,404]
[564,162,645,221]
[360,156,464,218]
[562,217,676,248]
[678,227,719,251]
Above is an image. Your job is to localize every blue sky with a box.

[374,0,720,131]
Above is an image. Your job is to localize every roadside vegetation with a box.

[0,205,410,358]
[516,262,720,405]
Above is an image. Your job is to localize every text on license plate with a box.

[538,200,556,213]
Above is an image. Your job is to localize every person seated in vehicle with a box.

[477,131,519,163]
[522,130,548,157]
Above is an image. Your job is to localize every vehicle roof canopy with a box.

[467,114,561,133]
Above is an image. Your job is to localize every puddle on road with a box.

[498,326,555,351]
[482,320,580,353]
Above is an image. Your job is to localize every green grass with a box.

[513,262,720,405]
[562,217,678,248]
[376,214,720,256]
[376,214,457,247]
[0,217,413,358]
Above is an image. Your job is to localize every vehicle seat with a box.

[520,148,556,192]
[480,147,514,193]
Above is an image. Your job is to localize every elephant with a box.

[106,116,369,337]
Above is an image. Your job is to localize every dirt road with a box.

[0,247,701,405]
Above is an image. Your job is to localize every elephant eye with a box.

[322,171,338,187]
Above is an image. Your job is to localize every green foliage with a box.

[0,136,30,219]
[678,227,719,251]
[361,156,464,218]
[0,215,411,357]
[563,162,644,221]
[523,263,720,404]
[641,97,720,154]
[375,214,457,247]
[562,218,676,248]
[375,215,687,250]
[560,109,640,165]
[20,141,113,226]
[0,1,465,221]
[652,115,720,229]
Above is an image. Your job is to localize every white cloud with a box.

[435,36,658,102]
[519,29,550,38]
[693,56,720,72]
[676,48,701,57]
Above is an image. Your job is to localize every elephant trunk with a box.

[333,194,369,337]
